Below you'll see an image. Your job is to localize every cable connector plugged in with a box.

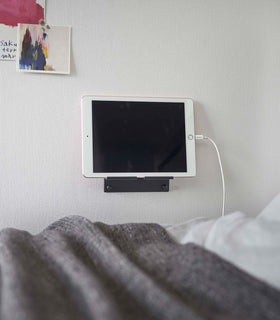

[195,134,225,217]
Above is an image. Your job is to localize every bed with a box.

[0,194,279,320]
[165,192,280,291]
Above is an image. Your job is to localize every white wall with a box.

[0,0,279,234]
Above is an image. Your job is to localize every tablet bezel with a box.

[82,96,196,178]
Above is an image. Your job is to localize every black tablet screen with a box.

[92,100,187,173]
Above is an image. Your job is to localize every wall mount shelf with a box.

[104,177,173,193]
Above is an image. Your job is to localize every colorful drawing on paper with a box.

[19,23,52,71]
[17,24,71,74]
[0,0,45,61]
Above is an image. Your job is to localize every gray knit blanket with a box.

[0,216,279,320]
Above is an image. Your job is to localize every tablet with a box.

[82,96,196,178]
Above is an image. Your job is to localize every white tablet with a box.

[82,96,196,178]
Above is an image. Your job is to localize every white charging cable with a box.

[195,135,225,217]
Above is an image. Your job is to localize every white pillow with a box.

[165,193,280,290]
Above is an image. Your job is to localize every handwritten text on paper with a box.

[0,40,17,61]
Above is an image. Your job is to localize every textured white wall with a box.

[0,0,279,234]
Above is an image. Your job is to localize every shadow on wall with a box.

[193,101,214,137]
[70,41,77,76]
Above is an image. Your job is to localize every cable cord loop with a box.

[195,135,225,217]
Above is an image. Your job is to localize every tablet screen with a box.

[92,100,187,173]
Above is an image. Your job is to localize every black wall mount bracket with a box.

[104,177,173,193]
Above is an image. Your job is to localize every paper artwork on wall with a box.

[17,24,71,74]
[0,0,45,61]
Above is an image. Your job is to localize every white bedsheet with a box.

[165,193,280,290]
